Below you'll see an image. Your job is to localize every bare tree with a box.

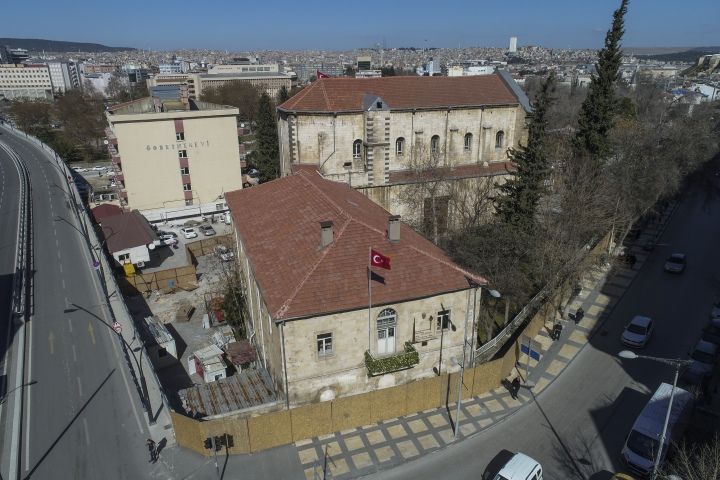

[663,434,720,480]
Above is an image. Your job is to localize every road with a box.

[371,175,720,479]
[0,127,159,479]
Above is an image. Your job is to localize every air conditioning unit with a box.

[136,261,145,268]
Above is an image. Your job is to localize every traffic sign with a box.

[112,321,122,334]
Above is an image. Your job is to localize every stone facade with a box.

[235,232,481,405]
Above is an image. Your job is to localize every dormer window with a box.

[376,101,382,109]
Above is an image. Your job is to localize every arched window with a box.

[395,137,405,156]
[495,131,505,149]
[464,133,473,151]
[377,308,397,355]
[430,135,440,154]
[353,139,362,159]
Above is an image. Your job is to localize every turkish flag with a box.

[370,249,391,270]
[316,70,330,79]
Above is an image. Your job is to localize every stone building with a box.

[276,71,531,230]
[105,96,244,221]
[225,170,487,406]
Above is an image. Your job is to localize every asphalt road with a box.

[0,128,157,479]
[370,176,720,479]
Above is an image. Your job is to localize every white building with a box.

[99,210,158,268]
[509,36,518,53]
[47,61,81,93]
[0,63,53,100]
[207,63,279,74]
[159,63,183,75]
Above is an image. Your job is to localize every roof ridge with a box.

[282,81,315,109]
[274,216,352,319]
[407,245,487,286]
[320,79,331,110]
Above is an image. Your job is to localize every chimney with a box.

[320,220,334,248]
[387,215,400,243]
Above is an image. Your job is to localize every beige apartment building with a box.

[105,96,244,221]
[226,170,487,406]
[0,63,53,100]
[146,71,292,100]
[277,72,530,226]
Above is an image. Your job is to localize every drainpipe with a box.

[318,113,337,173]
[280,321,290,409]
[444,109,449,166]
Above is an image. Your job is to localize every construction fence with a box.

[172,311,548,456]
[118,235,235,295]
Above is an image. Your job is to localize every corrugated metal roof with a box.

[179,368,276,416]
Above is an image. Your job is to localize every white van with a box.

[493,452,543,480]
[621,382,693,477]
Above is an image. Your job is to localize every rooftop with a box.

[225,170,486,321]
[100,210,157,253]
[107,96,235,115]
[278,71,527,113]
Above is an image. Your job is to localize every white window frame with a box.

[180,166,189,175]
[436,309,451,331]
[176,132,185,141]
[352,139,362,159]
[178,149,188,158]
[464,133,472,151]
[317,332,333,357]
[395,137,405,156]
[183,183,192,191]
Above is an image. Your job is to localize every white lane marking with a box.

[61,278,66,290]
[58,262,63,274]
[76,377,83,397]
[72,345,77,363]
[82,418,90,446]
[67,318,73,332]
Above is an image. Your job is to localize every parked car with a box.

[180,227,198,239]
[621,315,654,348]
[73,167,88,173]
[215,245,235,262]
[200,225,216,236]
[682,340,718,385]
[492,452,543,480]
[663,253,686,273]
[702,317,720,346]
[157,230,178,239]
[92,165,107,171]
[710,301,720,320]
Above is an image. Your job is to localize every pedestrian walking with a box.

[575,307,584,325]
[146,438,157,463]
[511,377,521,400]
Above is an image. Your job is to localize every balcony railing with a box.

[364,342,420,377]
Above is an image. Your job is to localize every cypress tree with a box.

[574,0,629,163]
[494,74,554,230]
[277,85,289,104]
[253,92,280,182]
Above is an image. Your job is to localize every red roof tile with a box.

[100,210,157,253]
[278,74,519,113]
[388,161,515,184]
[226,171,486,321]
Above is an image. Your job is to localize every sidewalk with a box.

[291,203,679,480]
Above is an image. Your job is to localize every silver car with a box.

[621,315,653,348]
[682,340,717,385]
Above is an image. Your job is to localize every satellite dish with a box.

[103,139,109,145]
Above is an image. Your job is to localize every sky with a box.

[4,0,718,51]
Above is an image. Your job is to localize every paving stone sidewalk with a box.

[295,203,678,480]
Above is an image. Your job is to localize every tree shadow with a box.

[23,369,115,479]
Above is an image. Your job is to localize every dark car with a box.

[702,317,720,346]
[664,253,686,273]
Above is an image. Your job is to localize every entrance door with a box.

[377,309,397,356]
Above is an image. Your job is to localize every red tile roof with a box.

[387,161,515,185]
[226,171,486,321]
[278,74,519,113]
[91,203,124,224]
[100,210,157,253]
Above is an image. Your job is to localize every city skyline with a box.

[4,0,718,52]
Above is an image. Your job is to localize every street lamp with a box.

[617,350,693,480]
[450,357,464,440]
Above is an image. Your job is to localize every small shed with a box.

[211,325,235,350]
[225,340,257,370]
[143,316,177,369]
[188,344,227,383]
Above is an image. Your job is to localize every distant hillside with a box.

[0,38,135,53]
[635,47,720,63]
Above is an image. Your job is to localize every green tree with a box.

[344,66,356,78]
[200,81,261,123]
[9,100,52,134]
[251,92,280,182]
[574,0,629,163]
[494,74,555,230]
[381,66,396,77]
[277,85,289,104]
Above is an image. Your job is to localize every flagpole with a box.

[368,246,372,355]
